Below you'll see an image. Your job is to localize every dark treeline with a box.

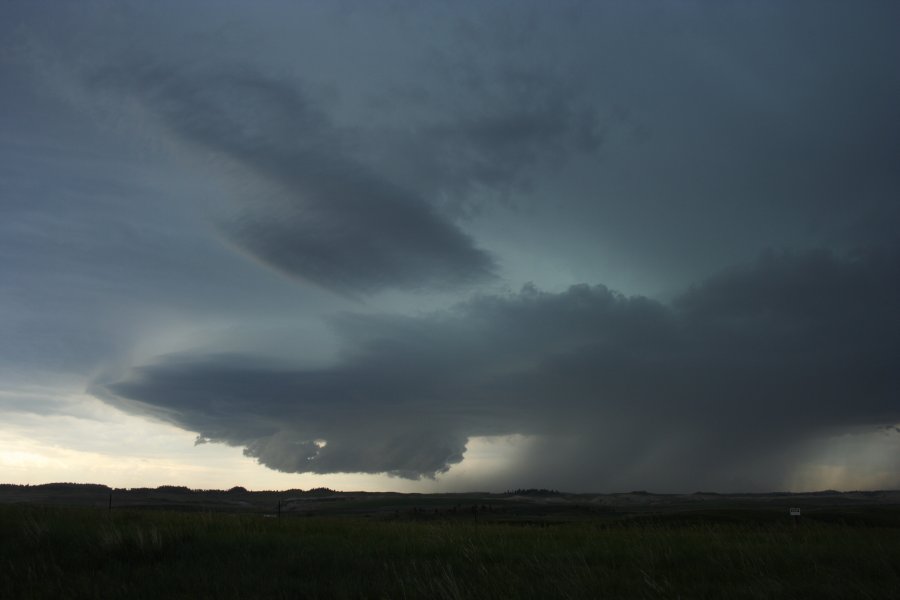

[0,483,332,494]
[1,483,112,492]
[504,488,561,496]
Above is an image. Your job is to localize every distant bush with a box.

[34,483,111,492]
[156,485,192,494]
[227,486,248,494]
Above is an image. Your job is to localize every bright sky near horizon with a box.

[2,0,900,492]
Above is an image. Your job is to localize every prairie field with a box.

[3,503,900,599]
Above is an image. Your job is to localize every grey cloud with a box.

[90,62,495,293]
[96,248,900,488]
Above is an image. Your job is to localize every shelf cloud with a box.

[97,249,900,488]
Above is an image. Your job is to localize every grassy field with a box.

[2,504,900,599]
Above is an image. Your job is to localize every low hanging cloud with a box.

[89,62,496,294]
[95,248,900,489]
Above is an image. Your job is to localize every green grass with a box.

[2,505,899,599]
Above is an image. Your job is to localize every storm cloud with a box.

[4,1,900,492]
[97,248,900,488]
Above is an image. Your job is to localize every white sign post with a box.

[790,507,801,526]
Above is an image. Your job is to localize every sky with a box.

[2,0,899,493]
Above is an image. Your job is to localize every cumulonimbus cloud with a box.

[95,248,900,487]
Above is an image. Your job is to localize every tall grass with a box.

[2,505,899,598]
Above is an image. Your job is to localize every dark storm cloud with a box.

[90,62,495,293]
[6,0,900,492]
[96,248,900,488]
